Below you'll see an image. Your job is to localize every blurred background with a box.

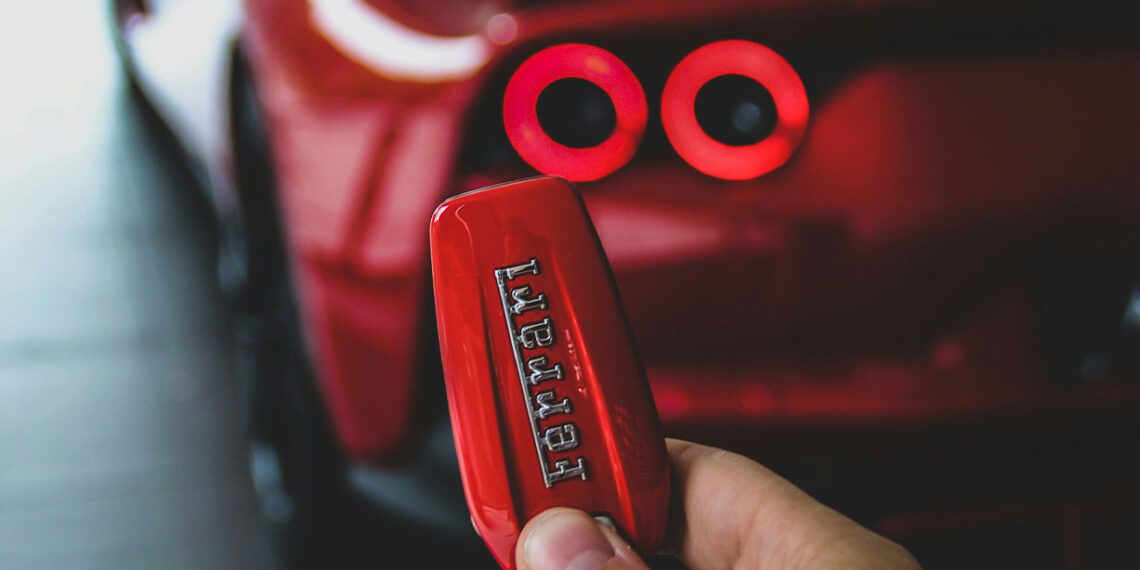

[0,1,280,568]
[3,0,1139,569]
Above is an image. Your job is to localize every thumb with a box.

[516,507,650,570]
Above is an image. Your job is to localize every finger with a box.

[665,438,919,570]
[517,507,650,570]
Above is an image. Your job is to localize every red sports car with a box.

[111,0,1140,566]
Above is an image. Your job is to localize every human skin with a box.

[516,439,921,570]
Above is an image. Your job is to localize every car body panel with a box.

[124,0,240,203]
[130,0,1140,472]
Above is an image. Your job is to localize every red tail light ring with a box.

[504,44,647,182]
[662,40,809,181]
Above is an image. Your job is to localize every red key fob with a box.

[430,176,670,567]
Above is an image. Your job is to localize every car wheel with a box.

[228,49,353,566]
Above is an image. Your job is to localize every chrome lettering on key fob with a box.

[495,258,588,487]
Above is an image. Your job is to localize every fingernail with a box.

[524,509,616,570]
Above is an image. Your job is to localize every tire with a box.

[227,49,352,567]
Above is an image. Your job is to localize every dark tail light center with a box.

[694,74,777,146]
[536,78,617,149]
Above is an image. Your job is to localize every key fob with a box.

[430,176,670,567]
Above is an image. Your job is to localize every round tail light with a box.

[661,40,809,181]
[503,44,647,182]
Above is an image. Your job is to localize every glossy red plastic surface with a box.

[662,40,809,180]
[430,177,669,567]
[503,44,647,182]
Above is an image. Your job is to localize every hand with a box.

[516,438,920,570]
